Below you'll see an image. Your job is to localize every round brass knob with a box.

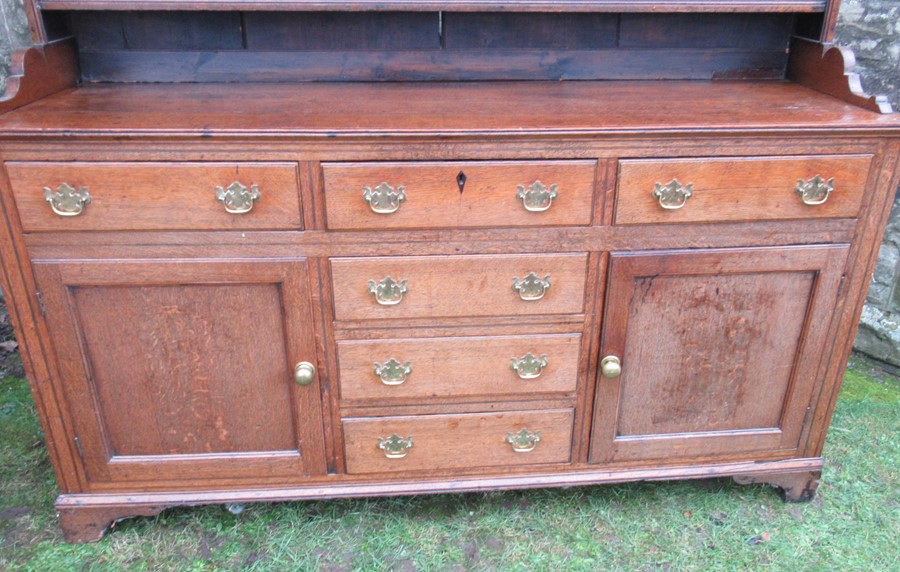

[600,356,622,378]
[293,362,316,385]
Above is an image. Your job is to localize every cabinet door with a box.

[590,245,847,464]
[34,259,327,486]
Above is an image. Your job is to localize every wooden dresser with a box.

[0,0,898,543]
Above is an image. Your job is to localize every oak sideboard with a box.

[0,0,898,542]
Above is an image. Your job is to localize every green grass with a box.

[1,357,897,572]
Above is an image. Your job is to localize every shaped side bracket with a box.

[788,37,893,115]
[0,38,78,115]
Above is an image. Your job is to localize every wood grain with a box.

[323,160,596,230]
[244,12,439,50]
[330,254,588,321]
[337,333,580,402]
[0,0,896,542]
[788,38,893,114]
[7,162,303,231]
[77,48,788,83]
[342,409,574,473]
[615,155,872,224]
[590,244,849,463]
[2,82,898,138]
[0,40,78,115]
[443,13,618,49]
[31,259,328,483]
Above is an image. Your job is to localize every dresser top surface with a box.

[1,80,897,138]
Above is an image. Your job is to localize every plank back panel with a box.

[245,12,439,50]
[443,13,618,49]
[619,13,793,49]
[67,10,795,81]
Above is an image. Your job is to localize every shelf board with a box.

[0,80,896,138]
[39,0,828,13]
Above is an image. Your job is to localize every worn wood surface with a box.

[590,244,849,463]
[615,154,872,224]
[0,40,78,115]
[1,82,898,137]
[733,469,821,502]
[342,409,574,473]
[76,48,789,82]
[323,160,596,230]
[7,162,303,231]
[330,254,588,321]
[802,142,900,458]
[30,259,328,484]
[788,38,893,114]
[337,333,580,402]
[0,0,895,542]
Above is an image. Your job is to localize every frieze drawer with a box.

[615,155,872,224]
[342,409,574,474]
[6,162,304,231]
[330,254,588,321]
[323,160,596,229]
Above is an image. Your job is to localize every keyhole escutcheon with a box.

[456,171,467,194]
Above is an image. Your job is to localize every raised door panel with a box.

[590,245,848,464]
[33,259,327,486]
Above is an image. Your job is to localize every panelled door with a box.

[33,258,327,486]
[590,245,848,464]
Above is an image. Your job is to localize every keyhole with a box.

[456,171,467,194]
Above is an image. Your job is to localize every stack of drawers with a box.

[323,160,596,474]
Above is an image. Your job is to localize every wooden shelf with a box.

[39,0,827,13]
[0,80,896,138]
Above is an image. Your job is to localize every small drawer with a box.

[6,162,303,231]
[342,409,574,474]
[330,254,588,321]
[322,160,596,229]
[338,333,580,402]
[615,155,872,225]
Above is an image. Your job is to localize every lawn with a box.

[0,348,897,571]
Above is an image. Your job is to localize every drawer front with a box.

[331,254,588,321]
[7,162,303,231]
[615,155,872,224]
[323,160,596,229]
[343,409,573,474]
[338,333,580,401]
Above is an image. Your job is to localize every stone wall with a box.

[837,0,900,366]
[0,0,28,93]
[0,1,898,364]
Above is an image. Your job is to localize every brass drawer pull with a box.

[517,180,558,212]
[378,434,413,458]
[510,353,548,379]
[368,276,408,305]
[364,182,406,214]
[293,361,316,385]
[652,179,693,210]
[506,429,541,453]
[215,181,260,214]
[374,358,412,385]
[44,183,91,217]
[600,355,622,379]
[512,272,551,301]
[796,175,834,206]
